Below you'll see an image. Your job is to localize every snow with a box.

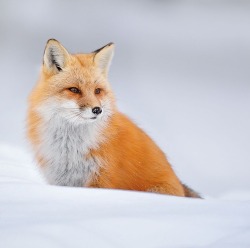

[1,1,250,247]
[1,144,250,247]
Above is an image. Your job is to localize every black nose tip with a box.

[92,107,102,115]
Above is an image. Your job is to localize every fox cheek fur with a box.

[27,39,201,198]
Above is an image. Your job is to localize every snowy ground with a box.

[1,144,250,248]
[1,1,250,247]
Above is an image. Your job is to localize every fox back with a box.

[27,39,200,198]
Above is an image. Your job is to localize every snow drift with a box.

[0,144,250,248]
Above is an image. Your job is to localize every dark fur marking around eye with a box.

[95,88,101,94]
[69,87,81,94]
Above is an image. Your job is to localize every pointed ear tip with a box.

[108,42,115,48]
[46,38,60,46]
[106,43,115,53]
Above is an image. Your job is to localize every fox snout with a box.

[78,103,103,121]
[92,107,102,115]
[79,105,102,114]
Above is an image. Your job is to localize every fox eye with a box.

[69,87,81,94]
[95,88,102,94]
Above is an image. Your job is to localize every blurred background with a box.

[0,0,249,198]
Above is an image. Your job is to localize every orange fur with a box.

[27,39,200,198]
[87,113,185,196]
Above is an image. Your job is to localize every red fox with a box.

[27,39,200,198]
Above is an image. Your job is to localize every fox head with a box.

[33,39,115,125]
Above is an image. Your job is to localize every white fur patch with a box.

[34,97,113,187]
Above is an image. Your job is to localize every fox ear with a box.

[43,39,70,73]
[93,43,114,76]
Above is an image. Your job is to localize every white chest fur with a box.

[37,116,104,187]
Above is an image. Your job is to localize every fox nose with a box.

[92,107,102,115]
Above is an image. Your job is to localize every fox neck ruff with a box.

[37,112,109,187]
